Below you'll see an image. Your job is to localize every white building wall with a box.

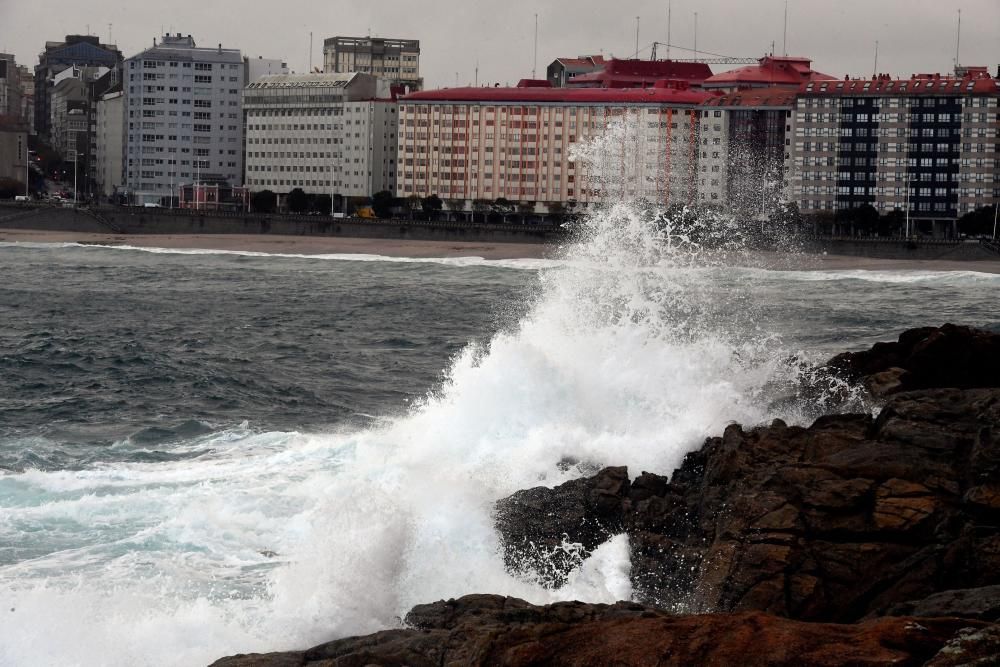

[95,90,124,197]
[123,35,244,205]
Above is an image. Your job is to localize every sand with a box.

[0,229,553,260]
[1,228,999,273]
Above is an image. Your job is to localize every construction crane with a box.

[648,41,757,65]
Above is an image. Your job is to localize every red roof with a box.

[799,72,999,96]
[702,89,797,108]
[568,58,713,88]
[401,82,715,106]
[704,56,836,88]
[554,56,606,69]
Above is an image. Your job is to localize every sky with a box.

[1,0,997,89]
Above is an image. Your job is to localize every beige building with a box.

[396,83,712,212]
[243,72,398,201]
[323,37,421,90]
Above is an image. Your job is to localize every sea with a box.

[3,132,1000,666]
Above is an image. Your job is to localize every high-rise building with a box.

[0,54,23,120]
[123,34,244,205]
[95,85,124,197]
[699,90,796,213]
[243,72,398,203]
[18,66,35,134]
[34,35,122,142]
[396,81,711,210]
[786,70,1000,235]
[323,37,421,90]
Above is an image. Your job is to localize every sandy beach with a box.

[0,228,554,260]
[2,228,999,272]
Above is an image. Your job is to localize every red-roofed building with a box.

[566,58,713,89]
[546,56,605,88]
[397,80,715,210]
[698,90,797,213]
[787,69,999,235]
[703,56,836,92]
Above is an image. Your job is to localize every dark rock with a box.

[493,466,630,586]
[210,595,994,667]
[495,388,1000,622]
[884,586,1000,622]
[825,324,1000,394]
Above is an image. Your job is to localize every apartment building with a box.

[35,35,122,142]
[786,70,1000,233]
[323,37,421,90]
[122,34,244,205]
[95,86,124,197]
[243,72,397,201]
[244,56,289,84]
[699,89,795,214]
[0,54,23,119]
[396,82,711,210]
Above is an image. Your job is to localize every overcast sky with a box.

[2,0,997,89]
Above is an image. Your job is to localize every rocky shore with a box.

[212,325,1000,666]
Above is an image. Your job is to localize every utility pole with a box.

[782,0,788,56]
[955,8,962,67]
[693,12,698,60]
[532,14,538,79]
[635,16,640,59]
[666,0,671,59]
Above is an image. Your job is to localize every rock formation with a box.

[213,325,1000,666]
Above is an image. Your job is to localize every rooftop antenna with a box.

[108,23,112,45]
[475,60,479,86]
[954,8,961,67]
[635,16,640,59]
[532,14,538,79]
[309,32,313,72]
[873,40,879,77]
[666,0,671,59]
[693,12,698,60]
[782,0,788,56]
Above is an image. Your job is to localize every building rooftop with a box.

[568,58,713,87]
[702,89,797,108]
[246,72,361,89]
[703,56,836,88]
[402,80,714,105]
[800,71,999,96]
[128,34,242,64]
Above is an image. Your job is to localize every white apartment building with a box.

[123,34,244,205]
[95,88,124,197]
[243,72,398,201]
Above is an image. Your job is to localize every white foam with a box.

[0,123,819,666]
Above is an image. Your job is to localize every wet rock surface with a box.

[209,595,998,667]
[213,326,1000,666]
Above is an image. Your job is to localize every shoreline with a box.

[2,228,1000,272]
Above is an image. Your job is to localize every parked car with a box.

[14,195,30,202]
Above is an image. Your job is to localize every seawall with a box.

[0,205,564,244]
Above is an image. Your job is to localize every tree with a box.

[546,201,566,224]
[472,198,492,223]
[406,194,422,220]
[880,209,906,238]
[314,194,332,215]
[371,190,394,218]
[287,187,309,214]
[853,204,880,236]
[958,206,996,237]
[252,189,277,213]
[492,197,515,223]
[516,200,536,224]
[445,198,467,222]
[421,193,443,218]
